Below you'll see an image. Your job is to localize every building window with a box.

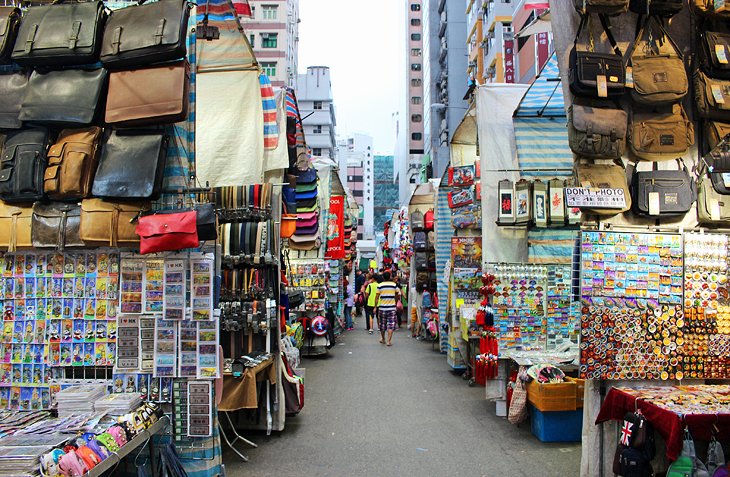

[411,48,422,57]
[261,62,277,77]
[411,78,422,87]
[313,125,322,134]
[411,97,421,105]
[410,63,421,71]
[411,33,421,41]
[262,4,278,19]
[313,101,323,110]
[411,114,422,122]
[312,148,322,156]
[411,18,421,26]
[410,3,420,11]
[261,33,278,48]
[249,34,254,47]
[411,133,423,140]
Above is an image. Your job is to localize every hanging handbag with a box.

[20,68,107,126]
[569,14,625,100]
[629,0,684,16]
[568,102,627,159]
[154,204,217,241]
[92,130,169,200]
[0,7,21,63]
[629,104,694,160]
[44,127,102,200]
[574,0,629,14]
[698,171,730,224]
[693,0,730,18]
[0,72,28,129]
[11,0,107,67]
[79,198,149,246]
[706,121,730,150]
[699,31,730,80]
[628,159,696,217]
[100,0,192,69]
[105,60,190,127]
[574,160,632,215]
[0,127,50,203]
[0,202,32,252]
[135,210,198,254]
[667,429,710,477]
[695,69,730,121]
[626,17,688,106]
[707,436,726,475]
[31,201,83,250]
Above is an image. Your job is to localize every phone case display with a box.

[579,232,684,380]
[546,265,580,349]
[683,233,730,379]
[492,264,547,352]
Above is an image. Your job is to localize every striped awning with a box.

[513,52,564,118]
[196,0,257,72]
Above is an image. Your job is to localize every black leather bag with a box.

[0,7,21,63]
[92,129,168,200]
[0,127,49,203]
[20,68,107,126]
[629,0,684,16]
[629,159,696,217]
[31,201,83,250]
[11,0,107,67]
[0,72,28,129]
[700,31,730,80]
[100,0,191,69]
[569,14,625,99]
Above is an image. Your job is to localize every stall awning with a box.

[196,0,257,73]
[408,183,435,206]
[450,103,478,167]
[513,53,572,178]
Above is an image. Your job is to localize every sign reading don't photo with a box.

[565,187,627,209]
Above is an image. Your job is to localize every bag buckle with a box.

[154,18,166,45]
[68,21,81,49]
[112,27,122,54]
[25,24,38,52]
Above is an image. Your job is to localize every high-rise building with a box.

[239,0,300,88]
[422,0,469,180]
[373,155,399,242]
[297,66,337,160]
[480,0,519,83]
[336,134,374,242]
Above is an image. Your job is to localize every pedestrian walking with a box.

[410,284,423,337]
[374,271,401,346]
[344,279,354,330]
[363,273,378,334]
[354,269,365,317]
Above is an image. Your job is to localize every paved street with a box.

[224,326,581,476]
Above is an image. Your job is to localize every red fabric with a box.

[596,387,730,460]
[136,211,199,254]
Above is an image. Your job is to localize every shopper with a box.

[419,284,432,341]
[374,271,401,346]
[354,269,365,317]
[410,284,423,337]
[344,279,354,330]
[363,273,378,334]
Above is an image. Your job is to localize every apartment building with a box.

[337,134,375,242]
[297,66,337,160]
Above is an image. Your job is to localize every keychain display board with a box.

[579,231,685,380]
[287,260,328,318]
[546,265,580,349]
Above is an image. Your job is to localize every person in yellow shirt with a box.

[363,273,378,334]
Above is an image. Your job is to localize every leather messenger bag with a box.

[0,201,32,252]
[0,7,21,62]
[100,0,191,69]
[0,72,28,129]
[92,130,169,200]
[31,201,83,250]
[569,14,625,100]
[106,60,190,127]
[79,198,150,247]
[44,127,103,200]
[0,127,50,203]
[11,0,107,67]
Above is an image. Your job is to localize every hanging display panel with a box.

[579,231,684,380]
[492,264,547,352]
[546,265,579,349]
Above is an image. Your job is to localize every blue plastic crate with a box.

[529,404,582,442]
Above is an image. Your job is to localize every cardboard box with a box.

[526,379,578,412]
[566,377,585,409]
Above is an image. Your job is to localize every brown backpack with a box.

[629,104,694,160]
[568,102,627,159]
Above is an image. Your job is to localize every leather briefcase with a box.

[31,201,83,250]
[0,7,21,63]
[92,130,169,200]
[106,60,190,127]
[44,127,103,200]
[0,127,49,203]
[0,72,28,129]
[627,18,687,106]
[629,160,696,217]
[11,0,106,67]
[0,201,32,251]
[629,104,694,160]
[79,198,149,246]
[100,0,191,69]
[568,102,627,159]
[135,210,199,254]
[569,14,625,99]
[20,68,107,126]
[700,31,730,80]
[695,70,730,121]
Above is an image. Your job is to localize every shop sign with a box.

[325,195,345,259]
[537,32,550,71]
[565,187,627,209]
[504,39,515,84]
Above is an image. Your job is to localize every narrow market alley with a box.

[226,328,581,477]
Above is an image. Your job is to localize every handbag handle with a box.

[574,13,622,57]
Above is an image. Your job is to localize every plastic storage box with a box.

[529,404,582,442]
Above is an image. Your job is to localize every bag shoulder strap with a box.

[574,14,622,57]
[627,15,683,60]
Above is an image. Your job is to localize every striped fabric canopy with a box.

[513,52,564,118]
[196,0,257,72]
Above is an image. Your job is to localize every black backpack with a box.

[612,412,656,477]
[414,252,428,272]
[413,231,427,251]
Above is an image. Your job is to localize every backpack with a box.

[629,0,684,16]
[667,429,711,477]
[612,412,656,477]
[413,231,427,251]
[574,0,629,14]
[424,209,434,230]
[707,437,726,475]
[568,102,627,159]
[414,252,428,272]
[427,231,435,250]
[410,211,424,231]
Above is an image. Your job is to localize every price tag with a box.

[716,0,728,13]
[723,172,730,188]
[716,44,729,64]
[649,192,660,216]
[711,198,722,221]
[597,75,608,98]
[711,84,726,104]
[625,66,635,89]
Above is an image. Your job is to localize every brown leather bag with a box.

[105,60,190,127]
[44,127,103,200]
[0,201,32,252]
[31,202,83,250]
[79,198,150,247]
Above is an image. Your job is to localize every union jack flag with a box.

[620,420,634,446]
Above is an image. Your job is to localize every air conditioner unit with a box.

[504,31,514,41]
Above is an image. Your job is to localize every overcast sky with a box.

[298,0,405,155]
